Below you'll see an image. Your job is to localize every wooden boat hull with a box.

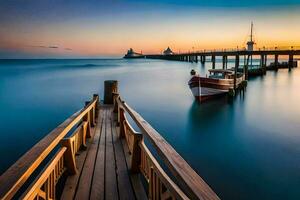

[188,75,244,101]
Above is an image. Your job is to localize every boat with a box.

[123,48,145,59]
[188,69,244,101]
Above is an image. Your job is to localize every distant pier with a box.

[145,47,300,78]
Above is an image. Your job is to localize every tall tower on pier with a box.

[247,22,255,51]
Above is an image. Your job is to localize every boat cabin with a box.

[208,69,234,79]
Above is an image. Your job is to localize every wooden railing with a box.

[0,94,99,200]
[21,147,67,200]
[114,95,220,200]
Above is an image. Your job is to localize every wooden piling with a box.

[222,56,226,69]
[275,54,279,71]
[234,55,239,90]
[289,54,294,71]
[104,80,118,104]
[212,55,216,69]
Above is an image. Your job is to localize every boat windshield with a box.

[209,72,225,79]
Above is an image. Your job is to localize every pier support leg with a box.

[234,55,239,90]
[222,56,226,69]
[260,55,264,68]
[195,56,198,63]
[264,55,267,74]
[201,56,206,64]
[212,55,216,69]
[289,54,294,71]
[275,54,279,71]
[245,55,250,80]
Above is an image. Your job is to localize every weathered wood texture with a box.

[62,106,138,200]
[0,95,99,200]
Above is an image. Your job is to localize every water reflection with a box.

[0,59,299,200]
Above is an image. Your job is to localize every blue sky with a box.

[0,0,300,58]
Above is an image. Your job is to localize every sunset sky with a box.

[0,0,300,58]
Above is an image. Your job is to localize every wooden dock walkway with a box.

[61,105,138,200]
[0,81,220,200]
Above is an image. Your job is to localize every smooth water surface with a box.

[0,59,299,200]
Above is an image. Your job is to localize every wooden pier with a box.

[0,81,219,200]
[145,48,300,78]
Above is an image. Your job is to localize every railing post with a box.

[113,92,119,113]
[93,94,99,119]
[131,134,143,173]
[84,101,92,137]
[85,101,95,127]
[82,121,88,149]
[60,139,77,175]
[119,108,125,138]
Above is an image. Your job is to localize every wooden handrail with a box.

[140,142,189,200]
[0,95,99,200]
[21,147,67,200]
[116,97,219,200]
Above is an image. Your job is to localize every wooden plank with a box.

[120,127,147,200]
[61,109,103,200]
[117,98,219,200]
[74,108,103,200]
[90,108,107,200]
[0,96,98,200]
[105,109,119,200]
[111,116,136,200]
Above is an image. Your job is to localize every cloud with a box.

[48,45,59,49]
[65,48,72,51]
[28,45,59,49]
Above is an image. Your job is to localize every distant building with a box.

[124,48,144,59]
[163,47,174,55]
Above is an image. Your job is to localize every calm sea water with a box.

[0,59,299,200]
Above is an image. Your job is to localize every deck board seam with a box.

[103,109,107,199]
[73,109,103,200]
[110,114,121,200]
[89,110,105,199]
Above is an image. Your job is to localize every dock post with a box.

[264,55,267,74]
[222,56,226,69]
[201,56,205,64]
[104,80,118,104]
[212,55,216,69]
[260,55,264,68]
[275,54,279,71]
[195,55,198,63]
[245,55,250,80]
[289,54,294,71]
[234,55,239,90]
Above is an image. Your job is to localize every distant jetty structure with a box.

[123,48,145,58]
[128,23,299,79]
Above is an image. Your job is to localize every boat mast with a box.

[250,22,253,43]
